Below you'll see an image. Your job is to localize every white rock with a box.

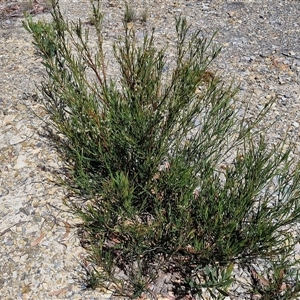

[3,115,17,125]
[9,135,26,145]
[20,254,29,263]
[14,155,27,169]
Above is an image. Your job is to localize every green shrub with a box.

[24,1,300,299]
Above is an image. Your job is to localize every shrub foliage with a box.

[24,1,300,298]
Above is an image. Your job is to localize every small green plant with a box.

[23,1,300,299]
[124,2,136,23]
[140,9,148,23]
[247,254,300,300]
